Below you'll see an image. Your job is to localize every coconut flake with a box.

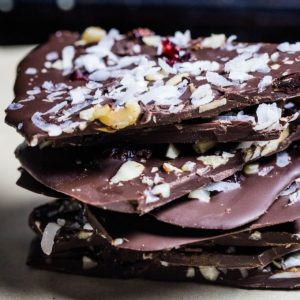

[7,103,23,110]
[206,71,234,87]
[270,271,300,279]
[205,181,241,192]
[289,190,300,205]
[25,67,37,75]
[254,103,281,131]
[202,34,226,49]
[276,151,291,168]
[282,252,300,270]
[191,84,214,107]
[46,51,59,61]
[170,30,191,48]
[258,75,273,92]
[62,45,75,74]
[277,42,300,53]
[41,222,62,255]
[158,58,177,74]
[110,161,145,184]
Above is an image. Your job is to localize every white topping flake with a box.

[191,84,214,107]
[254,103,281,131]
[41,222,62,255]
[202,34,226,49]
[25,67,37,75]
[258,75,273,92]
[62,45,75,74]
[188,188,211,203]
[199,266,220,281]
[206,71,234,87]
[110,161,145,184]
[151,183,170,198]
[165,144,180,159]
[82,256,98,269]
[277,42,300,53]
[276,151,291,168]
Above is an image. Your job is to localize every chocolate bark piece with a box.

[5,29,300,145]
[51,120,281,147]
[27,238,300,289]
[153,148,300,230]
[16,142,245,214]
[29,197,300,259]
[15,126,299,214]
[29,172,300,253]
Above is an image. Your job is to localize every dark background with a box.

[1,0,300,45]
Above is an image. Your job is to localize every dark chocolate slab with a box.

[27,238,300,289]
[153,148,300,230]
[5,28,300,145]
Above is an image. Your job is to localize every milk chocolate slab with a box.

[5,28,300,145]
[27,238,300,289]
[153,148,300,230]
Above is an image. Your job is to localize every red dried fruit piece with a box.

[69,69,89,81]
[161,39,190,65]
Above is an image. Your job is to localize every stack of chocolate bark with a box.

[5,27,300,289]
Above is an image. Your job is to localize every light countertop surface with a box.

[0,46,299,300]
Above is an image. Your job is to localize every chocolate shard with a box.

[5,29,300,145]
[153,147,300,230]
[27,237,300,289]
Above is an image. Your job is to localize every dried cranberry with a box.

[69,69,89,81]
[131,28,154,39]
[161,39,190,65]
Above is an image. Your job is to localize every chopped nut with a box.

[160,261,169,267]
[165,73,189,86]
[78,231,93,240]
[199,266,220,281]
[249,231,262,241]
[186,267,196,278]
[197,155,229,169]
[162,162,182,173]
[82,256,98,270]
[198,98,227,113]
[145,72,165,81]
[188,188,211,203]
[142,176,154,186]
[151,183,170,198]
[82,26,106,44]
[110,161,145,184]
[243,163,260,175]
[80,101,141,130]
[181,161,196,172]
[194,140,217,154]
[165,144,180,159]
